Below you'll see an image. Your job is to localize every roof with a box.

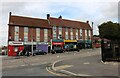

[49,17,92,30]
[9,15,52,28]
[9,15,92,30]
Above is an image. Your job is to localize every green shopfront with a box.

[77,40,92,49]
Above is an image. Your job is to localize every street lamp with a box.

[31,28,34,56]
[92,22,94,49]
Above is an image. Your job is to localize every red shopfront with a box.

[51,39,64,53]
[8,41,24,56]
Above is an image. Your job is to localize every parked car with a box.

[51,46,64,54]
[33,49,47,55]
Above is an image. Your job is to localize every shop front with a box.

[64,40,79,51]
[51,39,64,53]
[37,42,49,53]
[8,41,24,56]
[84,40,92,48]
[77,40,85,49]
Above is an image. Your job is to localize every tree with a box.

[98,21,120,59]
[99,21,120,40]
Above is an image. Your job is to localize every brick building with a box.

[8,12,93,56]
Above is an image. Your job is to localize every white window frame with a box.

[14,26,19,41]
[70,28,73,40]
[53,26,57,39]
[44,29,48,42]
[24,27,28,42]
[65,27,68,39]
[36,28,40,42]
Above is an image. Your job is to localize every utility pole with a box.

[31,28,34,56]
[92,22,94,49]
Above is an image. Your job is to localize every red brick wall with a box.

[40,29,44,42]
[78,29,80,39]
[33,28,36,41]
[68,28,70,39]
[62,27,65,39]
[82,29,85,40]
[9,26,14,41]
[73,28,76,39]
[56,27,58,39]
[48,29,52,42]
[28,28,32,41]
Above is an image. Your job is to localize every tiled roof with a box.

[9,15,92,30]
[9,15,52,28]
[49,17,92,30]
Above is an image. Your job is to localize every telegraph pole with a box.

[31,28,34,56]
[92,22,94,49]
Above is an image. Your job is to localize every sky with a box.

[0,0,119,46]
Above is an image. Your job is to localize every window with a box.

[70,28,73,40]
[76,29,78,40]
[85,29,88,40]
[65,27,68,39]
[44,29,48,42]
[58,27,62,35]
[58,27,62,39]
[36,28,40,42]
[88,30,91,39]
[80,29,82,39]
[14,26,19,41]
[24,27,28,41]
[53,26,57,39]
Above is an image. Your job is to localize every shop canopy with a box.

[64,40,77,42]
[52,39,64,42]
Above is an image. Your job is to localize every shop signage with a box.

[24,42,37,45]
[9,41,23,45]
[52,42,64,45]
[37,42,48,45]
[64,40,77,42]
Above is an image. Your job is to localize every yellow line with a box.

[55,65,73,70]
[46,67,65,76]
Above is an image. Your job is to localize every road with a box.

[2,48,119,77]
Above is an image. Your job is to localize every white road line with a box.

[52,60,62,71]
[31,62,47,66]
[83,62,90,65]
[21,65,26,66]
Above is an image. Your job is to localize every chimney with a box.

[9,12,12,24]
[47,14,50,19]
[86,21,89,24]
[9,12,12,16]
[59,15,62,19]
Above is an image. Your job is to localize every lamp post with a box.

[92,22,94,49]
[31,39,33,56]
[31,28,34,56]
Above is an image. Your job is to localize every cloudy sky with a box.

[0,0,119,46]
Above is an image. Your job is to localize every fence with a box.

[101,39,120,62]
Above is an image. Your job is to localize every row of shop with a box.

[8,39,92,56]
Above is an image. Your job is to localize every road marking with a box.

[60,69,77,76]
[55,65,73,70]
[31,62,47,66]
[46,67,65,76]
[21,65,26,66]
[52,60,62,71]
[77,73,92,76]
[57,56,59,58]
[83,62,90,65]
[60,69,92,76]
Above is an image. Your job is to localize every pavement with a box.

[2,48,99,69]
